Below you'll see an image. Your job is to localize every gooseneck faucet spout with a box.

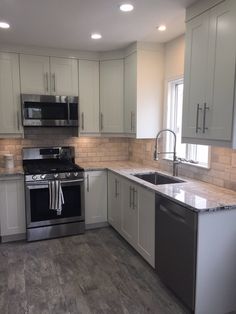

[154,129,179,176]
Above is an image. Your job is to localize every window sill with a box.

[163,158,211,170]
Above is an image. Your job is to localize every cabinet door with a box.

[20,54,50,94]
[85,171,107,225]
[124,53,137,134]
[182,12,209,139]
[107,172,121,232]
[137,187,155,267]
[121,180,137,247]
[50,57,78,96]
[204,0,236,141]
[0,53,22,135]
[79,60,100,133]
[100,59,124,133]
[0,177,26,236]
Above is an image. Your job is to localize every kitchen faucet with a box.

[154,129,180,176]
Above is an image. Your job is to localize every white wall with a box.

[164,35,185,80]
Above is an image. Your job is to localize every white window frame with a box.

[163,76,211,169]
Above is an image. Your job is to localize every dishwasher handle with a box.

[160,204,186,224]
[157,196,197,230]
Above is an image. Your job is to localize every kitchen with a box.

[0,0,236,313]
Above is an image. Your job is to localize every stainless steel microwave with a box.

[21,94,78,127]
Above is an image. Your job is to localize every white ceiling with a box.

[0,0,198,51]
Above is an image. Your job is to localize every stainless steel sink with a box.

[132,172,184,185]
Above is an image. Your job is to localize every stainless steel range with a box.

[23,146,85,241]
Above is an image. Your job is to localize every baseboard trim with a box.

[85,222,109,230]
[1,233,26,243]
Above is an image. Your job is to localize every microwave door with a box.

[28,108,42,119]
[21,95,78,127]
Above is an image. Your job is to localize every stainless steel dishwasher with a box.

[155,194,198,311]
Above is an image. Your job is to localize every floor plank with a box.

[0,227,190,314]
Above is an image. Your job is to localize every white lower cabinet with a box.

[136,187,155,267]
[107,172,122,232]
[121,180,138,248]
[85,171,107,226]
[0,176,26,240]
[107,171,155,267]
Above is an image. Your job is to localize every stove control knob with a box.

[54,173,59,178]
[74,172,79,177]
[32,175,37,181]
[41,174,46,180]
[66,173,71,178]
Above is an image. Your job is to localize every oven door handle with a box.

[26,178,84,189]
[61,179,84,184]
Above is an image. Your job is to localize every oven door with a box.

[25,179,85,228]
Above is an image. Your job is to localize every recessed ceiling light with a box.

[158,25,166,32]
[120,3,134,12]
[0,21,10,29]
[91,33,102,40]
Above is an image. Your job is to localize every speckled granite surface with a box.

[80,161,236,213]
[1,161,236,212]
[0,167,24,178]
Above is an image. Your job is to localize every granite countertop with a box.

[80,161,236,213]
[1,161,236,213]
[0,167,24,178]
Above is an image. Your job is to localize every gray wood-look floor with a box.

[0,227,190,314]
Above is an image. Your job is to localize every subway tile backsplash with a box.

[0,136,235,191]
[128,139,236,191]
[0,136,129,168]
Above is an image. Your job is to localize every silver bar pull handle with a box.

[87,174,89,192]
[17,111,20,130]
[45,72,49,92]
[81,112,84,130]
[130,112,133,131]
[115,179,118,198]
[196,104,202,133]
[53,73,56,92]
[129,186,132,208]
[117,180,120,197]
[133,189,137,209]
[203,103,209,133]
[100,113,103,131]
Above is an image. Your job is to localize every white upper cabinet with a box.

[20,54,50,95]
[124,45,164,139]
[124,53,137,134]
[182,12,209,139]
[79,60,100,133]
[100,59,124,133]
[182,0,236,147]
[50,57,78,96]
[0,52,22,136]
[20,54,78,95]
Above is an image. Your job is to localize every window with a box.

[165,78,210,168]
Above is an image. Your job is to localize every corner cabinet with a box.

[20,54,78,96]
[107,171,155,267]
[0,176,26,241]
[84,171,107,228]
[182,0,236,147]
[0,53,23,137]
[78,60,100,134]
[100,59,124,133]
[124,45,164,139]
